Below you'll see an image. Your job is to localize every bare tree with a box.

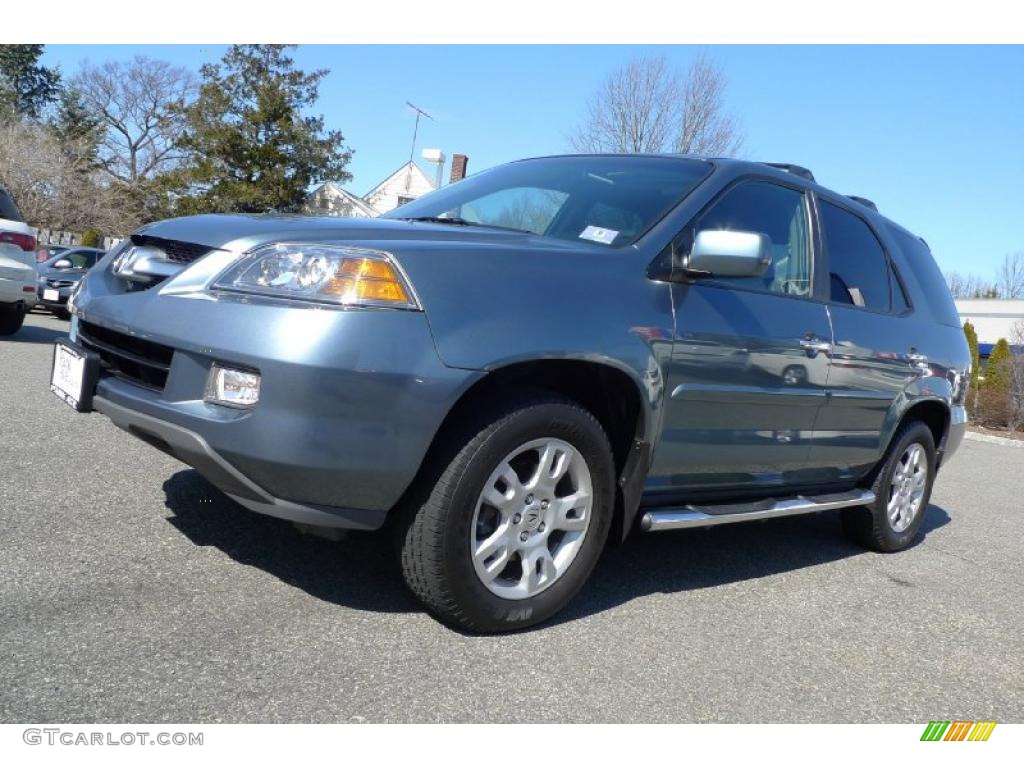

[1010,320,1024,432]
[997,251,1024,299]
[946,271,1000,299]
[0,115,133,233]
[571,54,743,156]
[571,56,679,154]
[71,56,196,188]
[675,53,744,156]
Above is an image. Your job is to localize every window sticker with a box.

[579,225,618,245]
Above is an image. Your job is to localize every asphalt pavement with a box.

[2,311,1021,722]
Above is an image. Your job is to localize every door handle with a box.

[799,336,832,355]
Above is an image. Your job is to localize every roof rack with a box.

[762,163,815,182]
[847,195,878,211]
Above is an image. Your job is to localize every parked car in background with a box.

[0,188,38,335]
[37,245,69,263]
[54,154,969,632]
[36,247,106,319]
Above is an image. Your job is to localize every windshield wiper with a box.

[400,216,531,234]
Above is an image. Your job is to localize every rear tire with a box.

[398,391,615,633]
[0,304,25,335]
[842,420,936,552]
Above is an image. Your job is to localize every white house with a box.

[305,181,380,218]
[363,161,437,214]
[306,154,469,220]
[956,298,1024,354]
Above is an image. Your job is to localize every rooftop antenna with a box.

[406,101,433,164]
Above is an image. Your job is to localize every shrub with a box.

[80,227,101,248]
[974,387,1013,429]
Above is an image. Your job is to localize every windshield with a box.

[386,155,712,247]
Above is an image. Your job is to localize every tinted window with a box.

[821,201,890,311]
[58,250,103,269]
[387,156,711,247]
[692,181,812,296]
[0,189,24,222]
[888,226,961,327]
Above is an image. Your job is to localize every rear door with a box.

[649,178,834,498]
[810,197,921,481]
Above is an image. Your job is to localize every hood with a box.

[137,213,549,252]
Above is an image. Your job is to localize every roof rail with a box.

[762,163,815,182]
[847,195,878,211]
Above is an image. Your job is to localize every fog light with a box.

[205,364,261,407]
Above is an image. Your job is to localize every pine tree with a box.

[963,321,980,391]
[171,45,352,215]
[984,338,1013,392]
[0,44,61,118]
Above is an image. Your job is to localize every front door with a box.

[648,179,833,500]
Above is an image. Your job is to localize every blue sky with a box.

[42,44,1024,277]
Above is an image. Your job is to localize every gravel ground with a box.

[2,311,1021,723]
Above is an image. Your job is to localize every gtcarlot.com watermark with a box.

[23,728,203,746]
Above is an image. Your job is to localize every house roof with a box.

[311,181,380,217]
[363,160,436,201]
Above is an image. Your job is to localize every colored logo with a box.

[921,721,997,741]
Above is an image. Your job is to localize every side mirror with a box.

[686,230,772,277]
[53,258,73,270]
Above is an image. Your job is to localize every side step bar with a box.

[640,489,875,532]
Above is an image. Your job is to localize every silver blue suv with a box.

[53,155,969,632]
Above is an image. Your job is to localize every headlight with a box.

[212,243,419,309]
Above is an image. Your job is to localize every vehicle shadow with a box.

[162,469,951,627]
[552,503,951,628]
[162,469,417,614]
[4,322,66,345]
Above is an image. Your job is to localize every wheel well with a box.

[443,360,645,472]
[400,360,646,540]
[900,400,950,454]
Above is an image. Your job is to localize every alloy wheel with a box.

[470,438,593,600]
[888,442,928,533]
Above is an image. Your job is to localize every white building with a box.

[305,181,380,219]
[306,154,469,220]
[364,161,437,214]
[956,298,1024,353]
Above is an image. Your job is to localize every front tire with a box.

[842,420,936,552]
[398,392,615,633]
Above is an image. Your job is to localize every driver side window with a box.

[689,180,812,297]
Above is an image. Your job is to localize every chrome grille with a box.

[131,234,213,265]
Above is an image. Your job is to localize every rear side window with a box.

[888,226,961,328]
[890,263,910,313]
[0,190,24,222]
[820,201,890,311]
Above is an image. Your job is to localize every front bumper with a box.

[94,396,387,529]
[75,282,480,529]
[38,285,73,311]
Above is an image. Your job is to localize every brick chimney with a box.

[450,154,469,184]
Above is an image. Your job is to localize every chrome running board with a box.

[640,489,875,532]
